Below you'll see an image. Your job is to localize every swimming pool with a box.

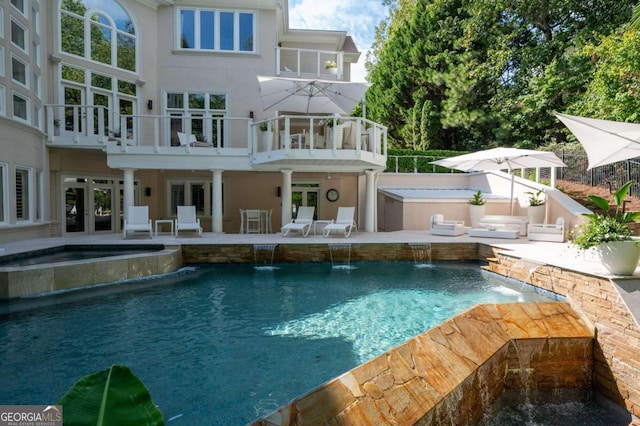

[0,261,556,424]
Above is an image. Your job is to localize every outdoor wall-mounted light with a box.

[147,100,153,110]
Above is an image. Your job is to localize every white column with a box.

[123,168,135,221]
[281,170,293,229]
[212,169,223,233]
[364,170,376,233]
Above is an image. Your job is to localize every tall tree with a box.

[366,0,636,150]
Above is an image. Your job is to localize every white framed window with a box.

[166,91,227,146]
[15,166,30,221]
[32,40,39,67]
[10,0,25,16]
[12,91,28,121]
[35,169,42,221]
[33,71,40,98]
[11,55,28,87]
[0,46,5,77]
[10,18,27,52]
[32,2,39,36]
[0,85,7,116]
[178,8,254,52]
[33,104,40,128]
[0,163,7,224]
[60,0,137,73]
[0,7,4,39]
[167,180,212,217]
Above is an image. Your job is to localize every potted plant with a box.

[324,60,337,75]
[570,181,640,275]
[525,190,546,224]
[468,190,486,228]
[258,121,272,151]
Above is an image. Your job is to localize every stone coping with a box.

[253,302,593,425]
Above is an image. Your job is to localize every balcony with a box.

[44,105,387,172]
[276,47,345,80]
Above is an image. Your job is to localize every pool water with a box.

[0,244,164,267]
[0,261,556,425]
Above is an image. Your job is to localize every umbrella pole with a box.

[509,172,515,216]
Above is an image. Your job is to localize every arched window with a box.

[60,0,136,72]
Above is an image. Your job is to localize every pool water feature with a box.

[0,261,556,425]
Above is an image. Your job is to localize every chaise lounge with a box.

[282,206,315,237]
[175,205,203,237]
[323,207,357,238]
[123,205,152,239]
[527,217,565,242]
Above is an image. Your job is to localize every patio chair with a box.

[323,207,357,238]
[527,217,565,242]
[430,214,465,236]
[177,132,212,147]
[282,206,315,237]
[175,205,202,237]
[123,205,152,239]
[245,209,262,234]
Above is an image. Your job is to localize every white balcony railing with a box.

[251,115,387,156]
[44,105,387,162]
[276,47,344,80]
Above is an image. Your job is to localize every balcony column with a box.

[122,168,136,222]
[364,170,377,233]
[211,169,224,233]
[281,170,293,229]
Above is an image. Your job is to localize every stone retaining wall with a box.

[487,253,640,419]
[252,303,593,425]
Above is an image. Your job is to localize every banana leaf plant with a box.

[571,181,640,250]
[58,364,164,426]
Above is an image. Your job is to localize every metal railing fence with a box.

[385,150,640,198]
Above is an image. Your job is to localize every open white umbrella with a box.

[431,147,567,215]
[556,113,640,169]
[257,76,370,115]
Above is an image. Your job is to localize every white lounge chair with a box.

[123,206,152,239]
[528,217,565,242]
[282,206,315,237]
[177,132,212,147]
[430,214,465,236]
[175,205,202,237]
[323,207,357,238]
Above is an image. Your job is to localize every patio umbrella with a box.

[257,76,370,115]
[431,147,567,215]
[556,113,640,169]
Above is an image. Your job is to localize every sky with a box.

[287,0,390,82]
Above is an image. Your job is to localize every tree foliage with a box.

[366,0,636,150]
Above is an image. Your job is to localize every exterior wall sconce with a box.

[147,100,153,110]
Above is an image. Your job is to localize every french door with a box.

[63,178,119,235]
[292,183,319,219]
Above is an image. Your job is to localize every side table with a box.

[155,219,174,237]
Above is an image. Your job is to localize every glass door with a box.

[93,186,113,232]
[65,185,88,234]
[292,183,319,219]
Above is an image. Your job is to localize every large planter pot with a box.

[326,124,343,149]
[597,240,640,276]
[469,204,485,228]
[260,131,272,151]
[527,204,546,225]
